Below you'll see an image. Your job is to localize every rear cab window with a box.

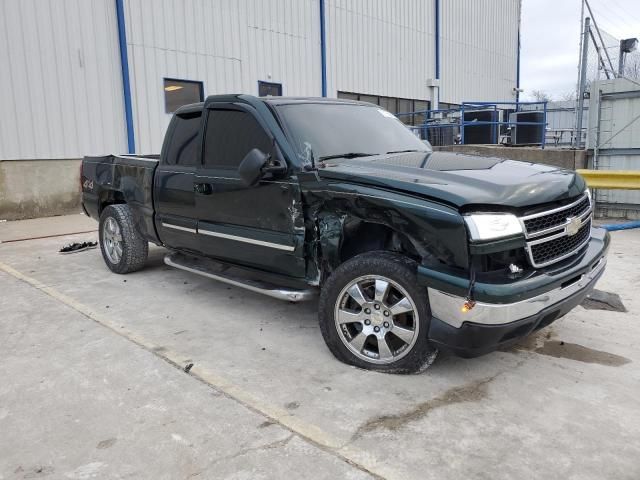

[163,111,203,166]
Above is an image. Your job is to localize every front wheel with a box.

[318,252,438,373]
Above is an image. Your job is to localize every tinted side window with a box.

[165,111,202,166]
[204,109,271,168]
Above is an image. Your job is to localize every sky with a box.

[520,0,640,100]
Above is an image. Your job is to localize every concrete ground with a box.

[1,215,639,480]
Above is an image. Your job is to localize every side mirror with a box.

[238,149,269,187]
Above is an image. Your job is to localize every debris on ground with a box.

[581,289,628,312]
[59,241,97,254]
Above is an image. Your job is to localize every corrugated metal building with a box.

[588,77,640,218]
[1,0,522,159]
[0,0,522,219]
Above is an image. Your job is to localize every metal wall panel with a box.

[2,0,520,159]
[0,0,127,160]
[440,0,520,105]
[588,78,640,211]
[325,0,436,101]
[125,0,321,153]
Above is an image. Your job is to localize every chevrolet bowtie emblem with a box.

[566,216,582,236]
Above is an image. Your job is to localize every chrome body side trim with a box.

[164,255,315,302]
[198,229,295,251]
[161,221,295,251]
[161,222,197,234]
[428,256,606,328]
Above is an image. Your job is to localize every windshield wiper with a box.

[318,152,378,161]
[386,149,422,154]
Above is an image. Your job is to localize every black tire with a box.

[318,251,438,374]
[99,204,149,274]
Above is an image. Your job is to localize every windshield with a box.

[276,103,431,163]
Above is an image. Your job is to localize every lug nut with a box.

[383,321,389,328]
[374,326,380,332]
[374,304,380,310]
[364,319,371,325]
[364,308,371,314]
[383,310,390,317]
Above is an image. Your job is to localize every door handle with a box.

[194,183,213,195]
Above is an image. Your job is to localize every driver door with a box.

[194,103,305,278]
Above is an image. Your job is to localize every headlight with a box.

[464,214,524,241]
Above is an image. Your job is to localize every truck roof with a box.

[174,95,373,115]
[261,96,370,106]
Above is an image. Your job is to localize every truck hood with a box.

[317,151,587,209]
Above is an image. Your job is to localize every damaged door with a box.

[195,103,306,278]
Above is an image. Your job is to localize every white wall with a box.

[325,0,436,101]
[0,0,127,160]
[326,0,520,105]
[125,0,321,153]
[127,0,520,153]
[1,0,520,159]
[440,0,520,104]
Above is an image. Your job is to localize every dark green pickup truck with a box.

[81,95,608,373]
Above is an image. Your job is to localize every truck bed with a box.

[81,154,160,244]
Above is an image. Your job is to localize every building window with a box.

[378,97,398,114]
[337,92,430,126]
[164,78,204,114]
[258,81,282,97]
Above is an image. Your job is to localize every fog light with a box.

[509,263,523,274]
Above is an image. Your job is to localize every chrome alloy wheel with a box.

[334,275,419,364]
[102,216,123,264]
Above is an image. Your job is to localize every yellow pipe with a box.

[576,169,640,190]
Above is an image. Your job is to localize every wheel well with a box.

[339,220,420,263]
[99,191,126,215]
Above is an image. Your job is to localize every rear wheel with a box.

[318,252,438,373]
[99,204,148,274]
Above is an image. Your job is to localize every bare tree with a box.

[624,55,640,80]
[560,91,577,101]
[530,89,553,102]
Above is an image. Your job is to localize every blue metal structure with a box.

[396,101,548,149]
[434,0,440,81]
[319,0,327,97]
[115,0,135,154]
[516,21,521,105]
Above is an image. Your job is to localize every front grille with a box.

[524,195,590,235]
[529,219,591,267]
[519,192,593,268]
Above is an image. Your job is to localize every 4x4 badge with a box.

[566,216,582,236]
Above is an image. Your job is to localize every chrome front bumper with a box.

[428,256,607,329]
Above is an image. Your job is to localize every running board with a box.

[164,252,316,302]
